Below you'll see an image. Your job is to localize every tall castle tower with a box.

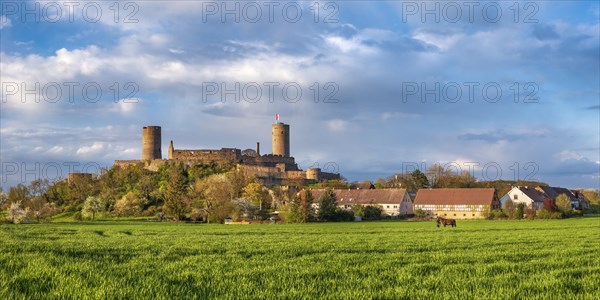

[272,122,290,157]
[142,126,162,160]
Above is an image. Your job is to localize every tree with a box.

[374,178,388,189]
[192,174,236,223]
[8,184,30,206]
[163,164,190,221]
[28,179,51,198]
[29,197,57,222]
[555,194,572,215]
[286,194,304,223]
[317,189,338,221]
[0,187,7,209]
[82,196,105,220]
[7,201,30,224]
[515,203,525,220]
[352,204,365,217]
[232,198,259,220]
[242,182,270,211]
[503,199,516,219]
[114,191,148,217]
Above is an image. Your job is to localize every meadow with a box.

[1,218,598,299]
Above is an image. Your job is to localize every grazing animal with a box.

[437,217,456,227]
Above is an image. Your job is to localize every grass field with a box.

[1,218,599,299]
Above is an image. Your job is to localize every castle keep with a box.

[114,122,340,186]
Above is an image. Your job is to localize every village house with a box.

[311,189,413,217]
[499,186,549,209]
[413,188,499,219]
[535,186,590,210]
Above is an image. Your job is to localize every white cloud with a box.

[327,119,348,132]
[76,142,105,156]
[558,150,586,162]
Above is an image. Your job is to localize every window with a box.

[513,194,518,200]
[453,214,456,216]
[387,205,390,208]
[472,214,475,217]
[463,214,466,217]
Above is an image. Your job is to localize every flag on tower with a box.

[275,113,279,121]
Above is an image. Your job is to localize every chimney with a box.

[256,142,260,156]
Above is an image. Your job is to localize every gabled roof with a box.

[517,187,548,203]
[311,189,409,205]
[349,182,375,190]
[536,186,578,201]
[413,188,496,206]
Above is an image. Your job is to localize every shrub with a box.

[73,211,83,221]
[334,208,355,222]
[537,208,562,219]
[486,209,507,220]
[363,206,383,220]
[414,209,427,218]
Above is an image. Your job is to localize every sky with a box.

[0,0,599,189]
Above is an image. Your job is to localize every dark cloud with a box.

[532,24,560,40]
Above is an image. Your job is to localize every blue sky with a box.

[1,1,599,189]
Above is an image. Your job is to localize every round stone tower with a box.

[306,168,321,181]
[272,122,290,157]
[142,126,162,160]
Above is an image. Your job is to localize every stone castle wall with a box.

[170,148,242,167]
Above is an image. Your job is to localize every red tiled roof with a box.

[311,189,409,205]
[413,188,496,206]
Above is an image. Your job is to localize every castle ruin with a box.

[114,122,340,186]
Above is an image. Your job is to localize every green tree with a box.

[352,204,365,217]
[515,203,525,220]
[555,194,572,215]
[286,193,304,223]
[163,164,190,221]
[374,178,387,189]
[114,191,148,217]
[82,196,105,220]
[317,189,338,221]
[242,182,270,211]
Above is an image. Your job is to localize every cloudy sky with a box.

[1,1,598,189]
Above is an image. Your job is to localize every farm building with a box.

[413,188,500,219]
[311,189,413,217]
[499,186,549,209]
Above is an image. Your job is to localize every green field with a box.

[1,218,599,299]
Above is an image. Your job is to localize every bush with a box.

[334,209,355,222]
[363,206,383,220]
[486,209,508,220]
[73,211,83,221]
[414,209,427,218]
[537,208,562,219]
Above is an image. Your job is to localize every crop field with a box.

[1,218,598,299]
